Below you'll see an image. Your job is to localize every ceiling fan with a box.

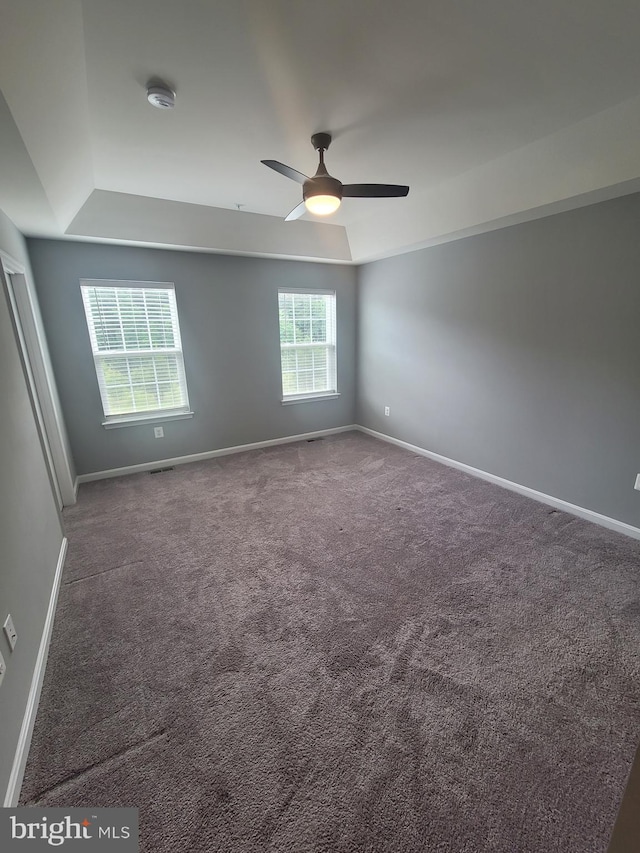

[261,132,410,221]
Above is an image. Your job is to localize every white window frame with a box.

[80,279,193,428]
[278,287,339,404]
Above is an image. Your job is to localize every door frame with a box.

[1,250,76,508]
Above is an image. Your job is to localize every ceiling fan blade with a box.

[284,201,307,221]
[261,160,309,184]
[342,184,410,198]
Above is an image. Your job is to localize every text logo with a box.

[0,809,138,851]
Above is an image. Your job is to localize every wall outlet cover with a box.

[384,406,390,416]
[154,426,164,438]
[635,473,640,491]
[0,649,5,686]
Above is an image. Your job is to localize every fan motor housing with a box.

[303,175,343,201]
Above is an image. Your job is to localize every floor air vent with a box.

[149,467,175,474]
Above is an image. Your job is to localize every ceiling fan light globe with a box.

[304,195,341,216]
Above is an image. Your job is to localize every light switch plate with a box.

[0,650,6,686]
[3,614,17,651]
[635,474,640,491]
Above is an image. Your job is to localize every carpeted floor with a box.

[21,431,640,852]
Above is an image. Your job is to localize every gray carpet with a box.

[21,431,640,852]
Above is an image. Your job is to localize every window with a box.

[278,289,337,401]
[80,280,191,426]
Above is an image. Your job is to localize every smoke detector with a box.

[147,84,175,109]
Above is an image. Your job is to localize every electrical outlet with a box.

[0,650,5,687]
[635,474,640,491]
[384,406,390,417]
[3,614,17,651]
[154,426,164,438]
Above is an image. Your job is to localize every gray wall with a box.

[357,192,640,528]
[0,209,63,800]
[27,240,357,475]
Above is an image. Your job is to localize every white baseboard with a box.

[356,425,640,541]
[76,425,358,484]
[4,537,68,807]
[76,421,640,540]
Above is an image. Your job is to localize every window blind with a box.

[278,290,337,398]
[80,281,190,419]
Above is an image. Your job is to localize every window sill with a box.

[281,393,340,406]
[102,411,194,429]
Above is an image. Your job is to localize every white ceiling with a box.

[2,0,640,262]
